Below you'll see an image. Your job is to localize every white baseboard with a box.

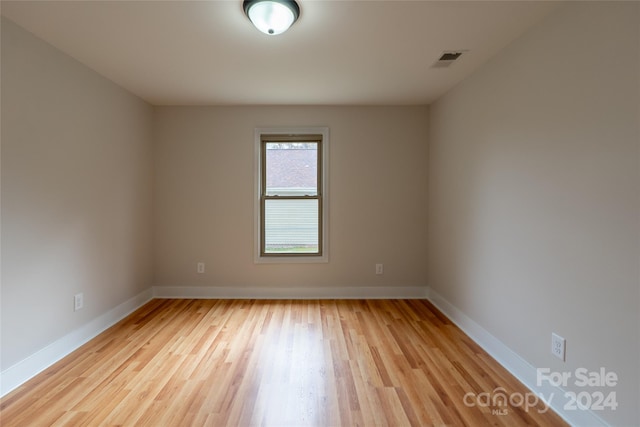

[426,287,608,427]
[153,285,430,300]
[0,288,154,397]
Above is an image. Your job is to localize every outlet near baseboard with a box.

[551,333,565,361]
[375,264,383,275]
[74,293,84,311]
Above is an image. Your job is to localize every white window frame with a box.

[254,127,329,264]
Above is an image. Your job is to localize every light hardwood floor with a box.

[1,299,567,426]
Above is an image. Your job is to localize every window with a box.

[255,128,329,263]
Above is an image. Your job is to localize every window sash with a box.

[260,135,323,257]
[261,198,322,255]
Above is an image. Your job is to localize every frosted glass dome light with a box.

[243,0,300,35]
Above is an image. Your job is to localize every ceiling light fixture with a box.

[243,0,300,35]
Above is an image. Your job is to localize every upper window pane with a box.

[265,142,318,196]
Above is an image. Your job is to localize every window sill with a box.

[254,254,328,264]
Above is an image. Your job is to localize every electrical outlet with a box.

[551,333,566,361]
[375,264,383,275]
[74,293,84,311]
[197,262,205,274]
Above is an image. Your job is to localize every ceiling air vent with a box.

[431,51,464,69]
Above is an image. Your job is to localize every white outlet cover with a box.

[551,333,566,361]
[74,293,84,311]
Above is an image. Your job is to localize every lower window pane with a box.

[264,199,319,254]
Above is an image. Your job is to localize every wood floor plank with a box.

[1,299,567,426]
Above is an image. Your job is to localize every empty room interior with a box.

[1,1,638,426]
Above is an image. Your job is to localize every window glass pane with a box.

[264,199,319,253]
[265,142,317,196]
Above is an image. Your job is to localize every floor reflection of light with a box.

[248,300,331,426]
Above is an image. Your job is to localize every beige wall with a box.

[1,18,154,370]
[153,106,429,290]
[427,3,639,425]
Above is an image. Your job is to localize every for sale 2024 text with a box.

[537,367,618,411]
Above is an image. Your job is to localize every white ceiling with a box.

[1,1,558,106]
